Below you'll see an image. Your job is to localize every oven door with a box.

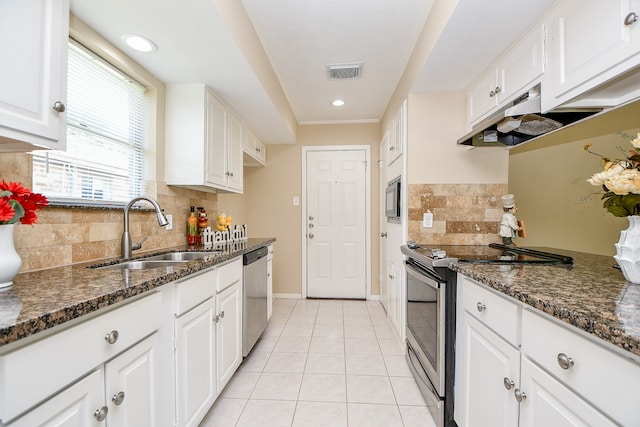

[404,259,446,396]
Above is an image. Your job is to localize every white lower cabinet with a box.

[387,259,403,338]
[456,274,638,427]
[215,281,242,392]
[456,312,520,427]
[518,357,616,427]
[173,259,243,427]
[1,292,163,427]
[267,245,273,320]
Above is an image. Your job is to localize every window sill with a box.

[45,199,156,211]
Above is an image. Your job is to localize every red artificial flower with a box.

[0,199,15,222]
[0,180,30,197]
[0,181,48,225]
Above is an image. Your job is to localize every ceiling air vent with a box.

[327,63,363,80]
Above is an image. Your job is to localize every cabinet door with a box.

[500,24,546,103]
[8,369,104,427]
[205,92,227,187]
[104,333,159,427]
[215,282,243,393]
[456,311,520,427]
[467,69,500,124]
[387,261,403,337]
[267,248,273,321]
[551,0,640,102]
[0,0,69,151]
[519,358,617,427]
[226,111,244,192]
[175,298,216,427]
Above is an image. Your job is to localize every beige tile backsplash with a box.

[407,183,508,245]
[1,152,220,273]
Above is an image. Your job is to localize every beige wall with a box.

[407,92,509,184]
[508,100,640,255]
[243,123,381,296]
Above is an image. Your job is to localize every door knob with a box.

[625,12,638,25]
[381,232,387,237]
[52,101,66,112]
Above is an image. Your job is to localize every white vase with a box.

[0,224,22,289]
[614,216,640,284]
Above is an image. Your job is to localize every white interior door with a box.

[305,149,367,299]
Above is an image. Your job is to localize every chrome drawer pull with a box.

[94,406,108,421]
[105,330,119,344]
[476,302,486,312]
[625,12,638,26]
[503,377,514,390]
[514,388,527,402]
[112,391,125,405]
[557,353,574,369]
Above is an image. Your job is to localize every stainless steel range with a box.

[401,243,572,427]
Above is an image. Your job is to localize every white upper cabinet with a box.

[386,101,405,165]
[544,0,640,110]
[0,0,69,152]
[165,84,243,194]
[243,126,266,166]
[467,24,546,124]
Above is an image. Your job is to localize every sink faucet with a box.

[122,196,169,258]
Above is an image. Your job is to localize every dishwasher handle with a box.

[243,246,269,265]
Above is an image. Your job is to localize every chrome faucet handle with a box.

[132,236,149,251]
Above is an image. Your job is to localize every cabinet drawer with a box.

[460,276,520,345]
[0,291,161,422]
[176,267,216,316]
[522,309,640,427]
[217,258,242,293]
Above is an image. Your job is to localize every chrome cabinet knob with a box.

[625,12,638,25]
[308,223,314,228]
[214,314,220,323]
[309,215,314,220]
[557,353,574,370]
[220,310,225,319]
[52,101,66,112]
[476,302,486,312]
[308,233,314,239]
[112,391,125,405]
[105,330,119,344]
[381,232,387,238]
[94,406,108,421]
[514,388,527,402]
[503,377,514,390]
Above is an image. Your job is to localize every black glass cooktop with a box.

[405,243,573,266]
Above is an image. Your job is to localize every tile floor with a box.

[199,298,437,426]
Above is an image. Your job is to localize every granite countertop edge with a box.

[0,238,275,348]
[450,259,640,358]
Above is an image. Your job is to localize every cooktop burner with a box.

[403,243,573,267]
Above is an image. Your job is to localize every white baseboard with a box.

[273,293,302,299]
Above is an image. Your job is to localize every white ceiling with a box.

[69,0,558,144]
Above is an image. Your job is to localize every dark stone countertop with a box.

[449,247,640,358]
[0,238,275,348]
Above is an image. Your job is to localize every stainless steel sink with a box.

[97,260,189,270]
[140,251,220,261]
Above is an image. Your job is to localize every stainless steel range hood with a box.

[457,85,601,147]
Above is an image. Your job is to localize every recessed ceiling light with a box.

[122,34,158,53]
[332,99,345,107]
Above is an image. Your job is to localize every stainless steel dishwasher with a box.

[242,246,269,357]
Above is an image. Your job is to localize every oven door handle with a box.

[404,261,441,290]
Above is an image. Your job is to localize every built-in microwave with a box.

[385,176,401,223]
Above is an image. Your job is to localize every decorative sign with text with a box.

[201,224,247,247]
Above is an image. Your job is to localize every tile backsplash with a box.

[1,153,219,272]
[407,183,508,245]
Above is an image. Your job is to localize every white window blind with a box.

[33,40,146,204]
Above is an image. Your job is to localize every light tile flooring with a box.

[199,298,437,426]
